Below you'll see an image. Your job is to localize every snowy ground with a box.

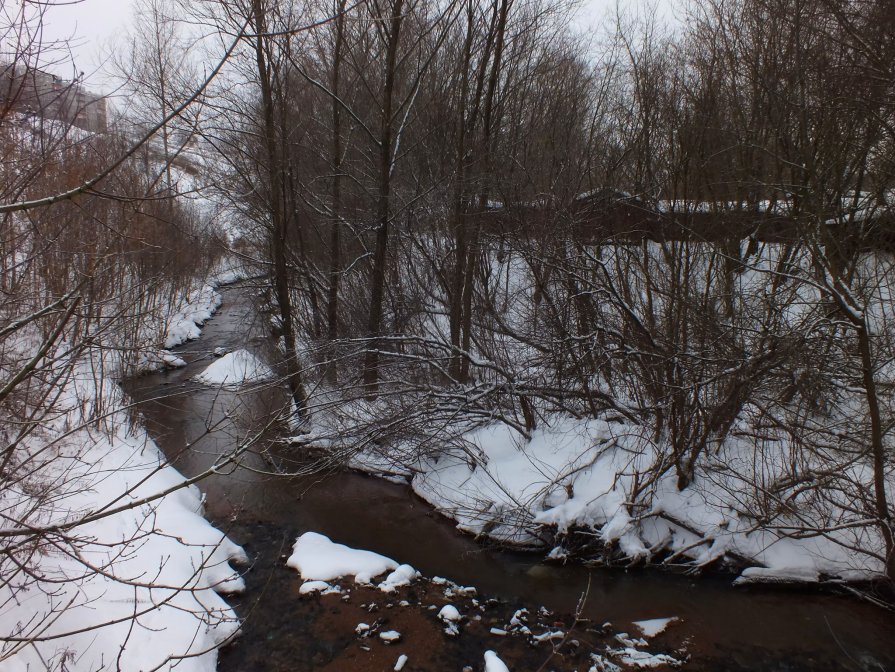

[328,413,887,585]
[1,261,250,671]
[164,282,223,350]
[0,394,248,671]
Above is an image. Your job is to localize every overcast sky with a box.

[40,0,667,88]
[39,0,131,80]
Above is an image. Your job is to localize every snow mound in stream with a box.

[194,349,274,388]
[633,617,679,638]
[287,532,420,588]
[484,650,510,672]
[288,531,397,583]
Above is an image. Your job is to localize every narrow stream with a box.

[123,283,895,671]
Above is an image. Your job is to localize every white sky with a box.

[39,0,130,79]
[39,0,671,90]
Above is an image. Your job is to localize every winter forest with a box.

[3,0,895,669]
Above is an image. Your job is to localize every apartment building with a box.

[1,62,107,133]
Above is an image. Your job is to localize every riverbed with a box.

[122,282,895,671]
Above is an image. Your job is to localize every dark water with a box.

[123,284,895,671]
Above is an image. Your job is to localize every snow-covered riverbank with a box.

[150,269,891,590]
[1,264,251,671]
[319,413,891,587]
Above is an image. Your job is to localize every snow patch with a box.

[380,630,402,643]
[484,650,511,672]
[438,604,461,622]
[633,617,679,638]
[299,580,336,595]
[610,648,682,668]
[533,630,565,643]
[733,566,820,585]
[286,532,399,584]
[194,349,274,388]
[379,564,420,592]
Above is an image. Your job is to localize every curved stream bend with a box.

[123,283,895,672]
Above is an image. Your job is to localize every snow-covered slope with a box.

[1,265,250,670]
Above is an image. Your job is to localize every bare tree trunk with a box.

[325,0,347,384]
[363,0,405,395]
[856,321,895,579]
[461,0,510,382]
[149,0,174,191]
[448,1,476,381]
[251,0,307,416]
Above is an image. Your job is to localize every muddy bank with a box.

[123,283,895,671]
